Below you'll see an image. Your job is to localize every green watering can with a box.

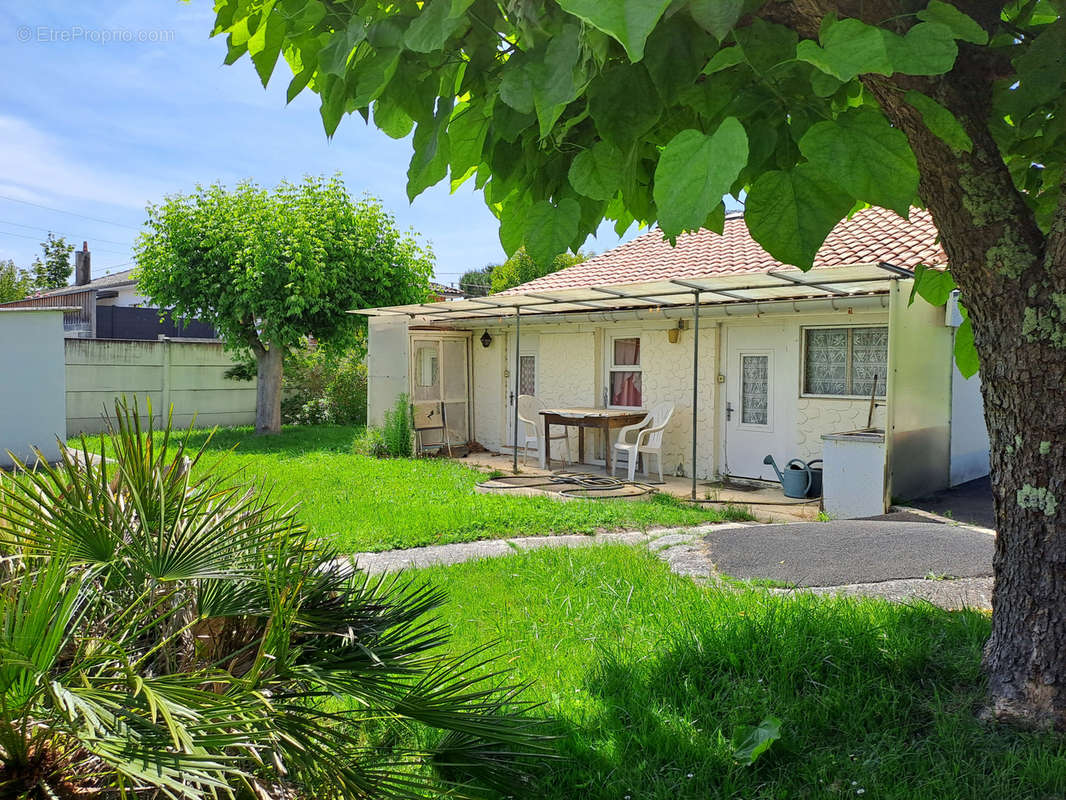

[763,455,823,499]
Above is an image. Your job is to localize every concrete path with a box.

[349,522,746,575]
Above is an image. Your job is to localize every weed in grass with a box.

[415,546,1066,800]
[817,510,833,522]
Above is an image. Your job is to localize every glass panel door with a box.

[740,354,769,426]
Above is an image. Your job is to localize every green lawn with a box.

[412,546,1065,800]
[89,424,745,553]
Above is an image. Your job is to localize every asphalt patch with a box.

[705,521,994,587]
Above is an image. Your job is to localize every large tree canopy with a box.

[489,247,586,292]
[213,1,1066,728]
[136,176,432,433]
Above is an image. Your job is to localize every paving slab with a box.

[704,520,994,587]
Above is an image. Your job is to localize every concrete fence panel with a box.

[65,338,256,435]
[0,309,67,467]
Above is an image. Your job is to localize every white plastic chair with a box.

[517,394,572,468]
[612,401,674,483]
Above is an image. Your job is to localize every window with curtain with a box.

[803,326,888,397]
[609,336,642,407]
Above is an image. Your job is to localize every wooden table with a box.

[539,407,648,473]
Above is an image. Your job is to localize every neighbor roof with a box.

[34,269,137,298]
[502,206,944,295]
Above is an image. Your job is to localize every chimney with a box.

[75,241,90,286]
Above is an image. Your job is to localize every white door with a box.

[505,334,539,448]
[723,323,792,481]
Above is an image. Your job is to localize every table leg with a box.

[604,420,612,475]
[578,426,585,465]
[543,417,551,469]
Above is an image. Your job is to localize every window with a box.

[803,326,888,397]
[741,354,770,425]
[518,354,536,396]
[608,336,642,407]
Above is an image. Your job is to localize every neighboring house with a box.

[359,207,990,510]
[0,243,216,340]
[428,281,466,302]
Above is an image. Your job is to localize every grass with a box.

[80,424,749,553]
[410,546,1066,800]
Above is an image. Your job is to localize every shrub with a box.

[382,393,413,458]
[281,342,368,426]
[0,399,546,798]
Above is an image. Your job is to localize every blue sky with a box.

[0,2,633,286]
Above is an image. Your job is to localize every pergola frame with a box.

[354,262,914,496]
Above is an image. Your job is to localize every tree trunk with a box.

[860,53,1066,728]
[255,343,284,435]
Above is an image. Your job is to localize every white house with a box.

[358,207,989,511]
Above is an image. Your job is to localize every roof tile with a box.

[502,207,945,294]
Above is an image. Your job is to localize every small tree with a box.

[0,259,34,302]
[30,232,73,290]
[490,248,586,293]
[459,264,496,297]
[136,176,432,434]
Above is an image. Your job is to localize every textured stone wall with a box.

[640,326,717,479]
[536,331,597,457]
[795,398,887,462]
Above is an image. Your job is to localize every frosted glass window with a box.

[803,326,887,396]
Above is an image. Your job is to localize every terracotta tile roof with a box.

[503,206,945,294]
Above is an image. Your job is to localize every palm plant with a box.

[0,400,548,799]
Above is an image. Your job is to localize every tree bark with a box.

[757,0,1066,728]
[255,342,284,435]
[864,54,1066,732]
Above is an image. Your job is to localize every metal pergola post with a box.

[691,291,700,499]
[513,306,520,474]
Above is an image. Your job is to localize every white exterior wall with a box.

[65,339,256,435]
[0,309,67,466]
[472,335,505,450]
[885,281,954,501]
[535,331,597,455]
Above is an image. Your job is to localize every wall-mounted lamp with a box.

[667,319,685,344]
[480,330,493,348]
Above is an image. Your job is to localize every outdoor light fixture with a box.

[480,330,492,348]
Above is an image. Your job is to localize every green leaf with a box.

[702,46,746,74]
[908,264,956,306]
[799,108,918,216]
[797,17,957,81]
[589,64,661,148]
[533,25,584,137]
[499,194,531,257]
[499,61,536,115]
[555,0,672,62]
[248,7,285,87]
[568,142,625,201]
[690,0,745,40]
[524,199,580,267]
[917,0,988,45]
[732,716,783,766]
[653,118,748,238]
[407,99,452,200]
[373,95,415,139]
[745,163,853,269]
[405,0,466,52]
[955,315,980,378]
[448,102,491,186]
[796,18,893,81]
[886,22,959,76]
[317,19,366,77]
[904,90,972,152]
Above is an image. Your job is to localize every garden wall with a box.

[0,308,67,466]
[65,338,256,435]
